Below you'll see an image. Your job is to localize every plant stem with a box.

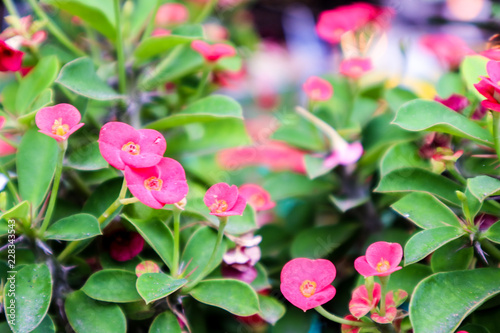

[114,0,127,95]
[26,0,86,57]
[39,141,67,234]
[492,111,500,161]
[3,0,19,17]
[447,166,466,185]
[171,206,182,277]
[141,0,161,42]
[480,239,500,262]
[378,275,390,317]
[193,0,218,24]
[139,45,184,90]
[314,306,373,327]
[295,106,346,150]
[191,66,212,101]
[184,216,227,291]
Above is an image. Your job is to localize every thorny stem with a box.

[480,239,500,262]
[314,305,373,327]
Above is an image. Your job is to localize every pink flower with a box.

[222,235,261,284]
[435,94,469,112]
[0,135,16,156]
[341,315,363,333]
[323,141,363,169]
[339,58,372,79]
[204,23,229,42]
[474,60,500,112]
[370,290,407,324]
[109,231,144,262]
[0,39,23,72]
[354,242,403,277]
[349,283,381,318]
[98,122,166,170]
[481,49,500,61]
[155,3,189,27]
[135,260,160,277]
[203,183,247,217]
[420,34,474,69]
[191,40,236,62]
[238,184,275,211]
[35,103,84,141]
[280,258,336,312]
[125,157,189,209]
[302,76,333,101]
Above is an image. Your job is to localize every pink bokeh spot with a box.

[98,122,167,170]
[474,60,500,112]
[125,157,189,209]
[239,184,275,211]
[280,258,336,312]
[191,40,236,62]
[204,183,247,216]
[302,76,333,101]
[323,141,363,169]
[420,34,474,69]
[339,58,372,79]
[349,283,381,318]
[155,3,189,27]
[354,242,403,277]
[35,103,84,142]
[0,39,24,72]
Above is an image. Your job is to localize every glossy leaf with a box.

[189,279,260,316]
[17,128,58,209]
[56,57,123,100]
[82,269,142,303]
[410,268,500,333]
[31,315,55,333]
[465,176,500,219]
[392,99,493,146]
[404,226,465,265]
[45,213,101,241]
[258,294,286,325]
[65,290,127,333]
[83,177,123,228]
[437,72,466,98]
[18,89,53,125]
[484,220,500,244]
[67,142,109,170]
[149,311,182,333]
[122,215,174,270]
[380,142,429,176]
[4,264,52,333]
[304,154,332,179]
[386,264,433,295]
[431,238,474,273]
[136,273,187,304]
[264,172,334,201]
[460,55,489,99]
[384,86,418,112]
[391,192,461,229]
[0,200,30,228]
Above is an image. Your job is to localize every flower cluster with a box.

[474,60,500,112]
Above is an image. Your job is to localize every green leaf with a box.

[431,238,474,273]
[82,269,142,303]
[18,89,53,125]
[149,311,182,333]
[17,128,58,209]
[404,226,465,265]
[0,200,30,228]
[67,142,109,170]
[31,315,55,333]
[484,220,500,244]
[290,223,359,259]
[4,264,52,333]
[258,294,286,325]
[380,142,429,176]
[122,215,174,270]
[304,154,332,179]
[410,268,500,333]
[392,99,493,146]
[189,279,260,316]
[386,264,433,295]
[460,55,489,99]
[2,81,18,113]
[136,273,187,304]
[16,56,59,115]
[99,252,142,272]
[264,172,334,201]
[251,263,271,291]
[376,168,462,206]
[465,176,500,219]
[65,290,127,333]
[181,226,227,286]
[384,86,418,112]
[146,95,243,130]
[329,193,369,213]
[83,177,123,228]
[56,57,123,100]
[45,213,101,240]
[437,72,466,98]
[272,112,325,151]
[391,192,461,229]
[42,0,116,40]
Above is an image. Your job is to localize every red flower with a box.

[109,231,144,262]
[35,103,84,141]
[238,184,275,211]
[191,40,236,62]
[349,283,381,318]
[341,315,363,333]
[474,60,500,112]
[155,3,189,27]
[0,39,23,72]
[280,258,336,312]
[135,260,160,277]
[203,183,246,216]
[354,242,403,277]
[420,34,473,70]
[302,76,333,101]
[125,157,189,209]
[323,141,363,169]
[98,122,166,170]
[339,58,372,79]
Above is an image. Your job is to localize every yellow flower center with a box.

[51,118,69,136]
[300,280,317,298]
[376,258,390,273]
[209,199,228,213]
[144,176,162,191]
[122,141,141,155]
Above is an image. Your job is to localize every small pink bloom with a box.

[203,183,247,216]
[204,23,229,42]
[135,260,160,277]
[474,60,500,112]
[280,258,336,312]
[21,30,47,47]
[339,58,372,79]
[98,122,166,170]
[151,28,171,37]
[0,39,23,72]
[0,135,16,156]
[370,291,398,324]
[435,94,469,112]
[341,315,363,333]
[302,76,333,101]
[420,34,474,69]
[35,103,84,141]
[239,184,275,211]
[155,3,189,27]
[354,242,403,277]
[191,40,236,62]
[109,231,144,262]
[125,157,189,209]
[349,283,381,318]
[323,141,363,169]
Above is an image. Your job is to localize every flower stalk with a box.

[314,305,373,327]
